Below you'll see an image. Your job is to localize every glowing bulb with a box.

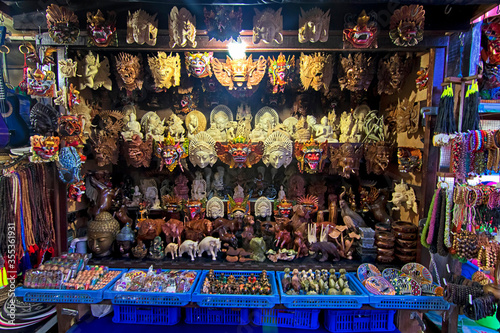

[228,38,246,59]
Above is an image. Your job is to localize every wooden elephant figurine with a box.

[198,236,221,261]
[179,240,198,261]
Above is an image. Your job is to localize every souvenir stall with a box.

[0,1,498,333]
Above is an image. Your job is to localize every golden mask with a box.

[211,55,267,91]
[127,9,158,46]
[299,52,333,92]
[115,52,143,92]
[148,52,181,91]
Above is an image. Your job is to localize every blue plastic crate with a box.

[185,307,249,325]
[351,276,450,310]
[276,272,369,309]
[112,305,180,325]
[324,309,396,332]
[191,270,279,308]
[253,308,320,329]
[15,268,126,304]
[103,269,200,306]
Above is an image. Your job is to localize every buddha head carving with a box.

[298,8,330,43]
[127,9,158,46]
[207,196,225,219]
[253,8,283,44]
[338,53,375,92]
[123,134,153,168]
[115,52,143,92]
[343,10,378,49]
[365,142,391,175]
[86,10,117,47]
[148,52,181,91]
[185,52,213,78]
[189,132,218,168]
[268,53,295,94]
[46,4,79,44]
[330,143,362,179]
[169,7,197,48]
[389,5,425,47]
[87,212,120,257]
[263,131,293,169]
[255,197,272,218]
[294,138,328,174]
[299,52,333,92]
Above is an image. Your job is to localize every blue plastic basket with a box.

[14,268,126,304]
[191,270,280,308]
[351,276,450,310]
[276,272,369,309]
[324,309,396,332]
[103,269,201,306]
[253,308,320,329]
[185,307,250,325]
[112,305,181,325]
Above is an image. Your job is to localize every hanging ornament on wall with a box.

[298,8,330,43]
[185,52,213,78]
[169,7,196,48]
[115,52,144,92]
[299,52,333,93]
[268,53,294,94]
[211,55,267,91]
[154,134,189,172]
[147,52,181,91]
[215,136,264,168]
[389,5,425,47]
[77,51,112,91]
[127,9,158,46]
[86,10,117,47]
[343,10,378,49]
[338,53,375,92]
[46,4,79,44]
[204,6,242,42]
[253,8,283,44]
[377,53,412,95]
[294,137,328,174]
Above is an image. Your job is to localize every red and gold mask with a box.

[216,136,264,168]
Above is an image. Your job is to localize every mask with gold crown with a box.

[31,135,60,162]
[294,137,328,174]
[268,53,294,94]
[86,10,117,47]
[46,4,80,44]
[215,136,264,168]
[154,134,189,172]
[343,10,378,49]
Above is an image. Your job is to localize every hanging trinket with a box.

[215,136,264,169]
[86,10,117,47]
[343,10,378,49]
[169,7,197,48]
[46,4,80,44]
[147,52,181,91]
[268,53,294,94]
[127,9,158,46]
[298,8,330,43]
[185,52,213,78]
[389,5,425,47]
[204,6,242,42]
[299,52,333,93]
[253,8,283,44]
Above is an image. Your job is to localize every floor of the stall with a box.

[67,312,402,333]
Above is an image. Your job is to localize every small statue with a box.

[207,196,225,219]
[149,236,165,260]
[191,171,207,201]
